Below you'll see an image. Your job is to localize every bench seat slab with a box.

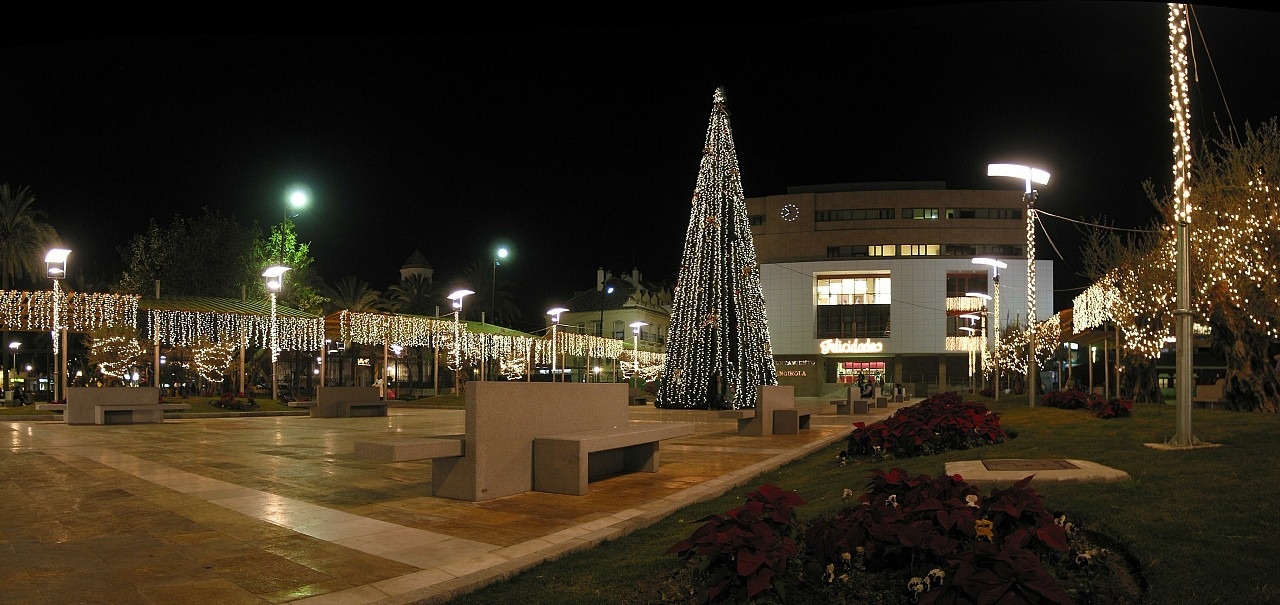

[532,422,694,495]
[355,436,464,462]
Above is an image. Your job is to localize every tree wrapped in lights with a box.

[190,339,238,384]
[1182,119,1280,412]
[1077,119,1280,412]
[657,88,778,410]
[86,325,147,385]
[1075,218,1171,402]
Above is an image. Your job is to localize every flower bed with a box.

[669,476,1140,604]
[847,391,1007,460]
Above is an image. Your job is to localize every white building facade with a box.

[747,183,1053,396]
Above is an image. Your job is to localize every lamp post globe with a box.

[45,248,71,402]
[263,265,291,403]
[547,307,568,382]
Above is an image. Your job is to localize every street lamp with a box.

[45,248,70,402]
[987,163,1049,407]
[448,289,475,385]
[548,307,568,382]
[629,321,648,388]
[8,341,18,396]
[286,185,310,219]
[972,258,1008,400]
[491,247,508,326]
[263,265,290,402]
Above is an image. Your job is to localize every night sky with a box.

[4,3,1279,331]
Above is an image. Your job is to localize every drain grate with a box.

[982,459,1079,471]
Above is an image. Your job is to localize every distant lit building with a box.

[552,268,672,381]
[747,182,1053,396]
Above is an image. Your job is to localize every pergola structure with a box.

[2,288,665,397]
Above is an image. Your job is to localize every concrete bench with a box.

[310,386,387,418]
[830,399,851,415]
[97,403,191,424]
[1193,381,1226,410]
[288,400,316,408]
[876,396,889,408]
[773,407,821,434]
[532,422,695,495]
[354,436,464,462]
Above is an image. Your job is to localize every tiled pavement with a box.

[0,399,904,605]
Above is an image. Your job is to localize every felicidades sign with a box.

[819,338,884,355]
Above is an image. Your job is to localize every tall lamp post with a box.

[491,247,508,326]
[8,341,18,397]
[972,258,1008,401]
[629,321,648,388]
[548,307,568,382]
[448,289,475,387]
[594,285,614,382]
[987,163,1050,407]
[263,265,290,403]
[45,248,70,402]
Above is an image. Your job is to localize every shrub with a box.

[805,469,1075,605]
[669,484,807,603]
[1041,390,1133,419]
[847,392,1006,460]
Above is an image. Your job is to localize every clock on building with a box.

[780,203,799,222]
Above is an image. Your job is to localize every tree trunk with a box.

[1209,305,1280,412]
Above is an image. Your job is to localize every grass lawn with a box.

[449,396,1279,605]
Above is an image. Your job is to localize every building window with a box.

[944,207,1023,220]
[749,214,765,226]
[905,207,940,220]
[817,276,891,305]
[815,275,891,339]
[946,272,988,297]
[899,244,940,256]
[816,304,891,338]
[815,208,895,222]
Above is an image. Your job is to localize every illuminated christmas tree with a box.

[656,88,778,410]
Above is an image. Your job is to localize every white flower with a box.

[841,552,852,563]
[927,568,946,585]
[886,494,899,508]
[824,563,836,583]
[908,577,926,593]
[965,494,980,508]
[842,488,855,501]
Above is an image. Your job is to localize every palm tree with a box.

[0,184,59,392]
[322,276,384,313]
[319,276,385,387]
[385,273,443,316]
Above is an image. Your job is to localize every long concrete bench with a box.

[532,422,695,495]
[773,407,822,434]
[42,387,188,425]
[310,386,387,418]
[715,386,803,436]
[354,436,464,462]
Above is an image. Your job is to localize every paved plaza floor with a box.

[0,400,897,604]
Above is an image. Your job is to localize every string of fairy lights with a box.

[0,290,139,332]
[338,310,662,381]
[657,87,779,409]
